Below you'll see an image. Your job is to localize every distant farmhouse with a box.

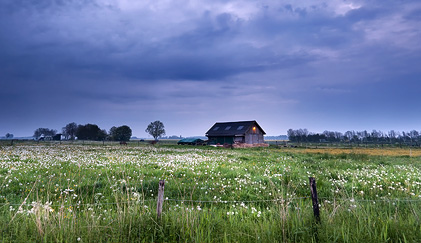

[206,120,266,146]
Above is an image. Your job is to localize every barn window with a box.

[225,126,231,130]
[213,127,220,131]
[253,127,256,133]
[237,126,244,130]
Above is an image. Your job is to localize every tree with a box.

[297,129,309,142]
[5,133,14,139]
[334,131,344,142]
[62,122,78,140]
[287,129,297,142]
[357,130,368,143]
[401,131,410,144]
[76,124,106,141]
[388,130,397,143]
[145,121,165,140]
[344,131,355,142]
[33,128,57,139]
[409,130,419,145]
[98,129,108,141]
[108,126,117,140]
[109,125,132,141]
[323,130,336,142]
[371,130,382,143]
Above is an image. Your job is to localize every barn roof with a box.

[205,120,266,137]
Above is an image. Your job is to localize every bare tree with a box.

[409,130,419,145]
[388,130,397,144]
[344,131,355,142]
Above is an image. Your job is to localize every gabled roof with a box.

[205,120,266,137]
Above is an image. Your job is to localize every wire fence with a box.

[1,196,420,208]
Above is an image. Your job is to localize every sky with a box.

[1,0,420,138]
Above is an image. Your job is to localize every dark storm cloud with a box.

[2,0,340,82]
[0,6,282,82]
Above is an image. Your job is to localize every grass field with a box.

[1,143,420,242]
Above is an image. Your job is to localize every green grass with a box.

[0,144,420,242]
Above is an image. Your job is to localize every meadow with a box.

[0,143,420,242]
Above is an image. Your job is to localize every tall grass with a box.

[2,200,419,242]
[0,144,420,242]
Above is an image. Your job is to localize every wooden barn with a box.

[205,120,266,145]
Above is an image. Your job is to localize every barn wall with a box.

[245,126,265,144]
[234,136,244,143]
[208,136,234,145]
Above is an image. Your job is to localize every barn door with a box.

[252,134,258,144]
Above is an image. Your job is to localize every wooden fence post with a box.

[157,180,165,219]
[309,177,320,223]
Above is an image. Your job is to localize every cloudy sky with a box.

[1,0,420,138]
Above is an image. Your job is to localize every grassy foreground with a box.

[0,144,420,242]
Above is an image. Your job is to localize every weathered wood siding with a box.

[244,126,265,144]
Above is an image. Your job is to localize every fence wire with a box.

[1,196,420,208]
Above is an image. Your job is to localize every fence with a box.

[2,177,420,221]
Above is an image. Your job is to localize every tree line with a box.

[287,128,421,145]
[33,121,166,142]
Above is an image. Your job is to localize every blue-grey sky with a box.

[1,0,420,138]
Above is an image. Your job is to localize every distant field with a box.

[280,147,421,157]
[1,144,420,242]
